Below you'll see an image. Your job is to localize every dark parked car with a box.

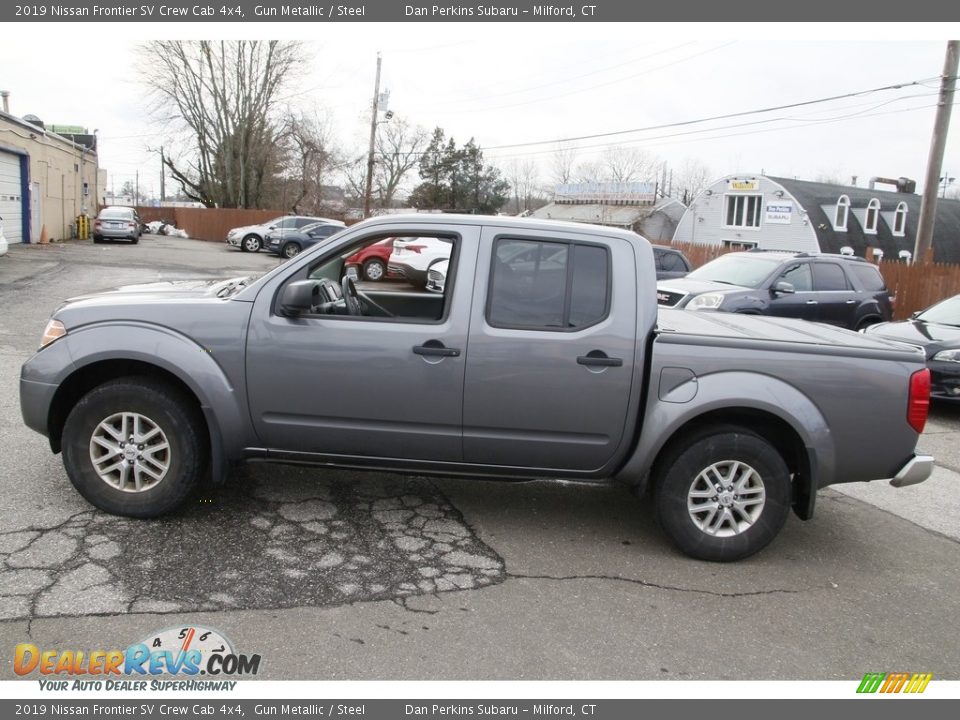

[865,293,960,402]
[652,245,691,280]
[227,215,338,253]
[344,238,397,281]
[266,220,346,259]
[656,250,893,330]
[93,207,142,244]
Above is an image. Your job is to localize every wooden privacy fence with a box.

[663,240,960,321]
[876,260,960,320]
[135,207,350,243]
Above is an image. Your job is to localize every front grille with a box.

[657,290,686,307]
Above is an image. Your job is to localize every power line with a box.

[479,75,943,151]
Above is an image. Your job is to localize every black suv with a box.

[652,245,692,281]
[656,250,893,330]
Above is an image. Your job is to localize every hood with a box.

[229,223,269,236]
[656,278,750,295]
[865,319,960,356]
[63,276,255,307]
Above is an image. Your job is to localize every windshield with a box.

[685,255,780,288]
[917,294,960,326]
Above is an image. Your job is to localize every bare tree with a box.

[505,159,545,214]
[549,144,578,187]
[600,146,659,183]
[374,119,429,208]
[279,109,342,214]
[140,40,304,208]
[672,159,714,204]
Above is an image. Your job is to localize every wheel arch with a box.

[648,408,815,520]
[46,325,248,483]
[618,371,834,521]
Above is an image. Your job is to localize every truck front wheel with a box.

[61,377,206,518]
[654,427,791,562]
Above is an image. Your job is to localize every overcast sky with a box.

[1,24,958,200]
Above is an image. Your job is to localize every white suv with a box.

[387,237,452,288]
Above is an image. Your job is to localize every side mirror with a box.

[280,280,318,316]
[773,281,795,295]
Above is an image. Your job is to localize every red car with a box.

[344,238,397,281]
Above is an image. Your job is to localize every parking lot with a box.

[1,235,960,681]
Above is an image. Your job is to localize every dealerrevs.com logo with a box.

[15,626,261,690]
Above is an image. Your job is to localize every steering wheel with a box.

[340,276,395,318]
[341,276,363,316]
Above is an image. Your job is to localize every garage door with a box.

[0,151,24,244]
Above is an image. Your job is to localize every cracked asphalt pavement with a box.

[1,237,959,680]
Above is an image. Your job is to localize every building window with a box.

[864,198,880,234]
[893,202,907,236]
[835,195,850,231]
[724,194,762,228]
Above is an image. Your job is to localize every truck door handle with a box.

[413,341,460,358]
[577,351,623,367]
[806,300,818,305]
[845,299,857,304]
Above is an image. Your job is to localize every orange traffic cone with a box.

[39,224,49,244]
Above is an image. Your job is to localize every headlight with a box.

[933,349,960,363]
[40,319,66,349]
[687,293,725,311]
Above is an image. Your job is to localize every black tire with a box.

[363,258,386,282]
[282,242,301,259]
[241,234,261,253]
[93,236,103,244]
[856,317,879,332]
[653,426,791,562]
[61,377,206,518]
[131,236,139,245]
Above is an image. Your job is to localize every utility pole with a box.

[915,40,958,264]
[363,52,382,219]
[160,146,166,202]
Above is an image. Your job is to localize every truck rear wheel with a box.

[61,377,206,518]
[654,426,790,562]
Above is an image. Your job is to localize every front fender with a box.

[44,322,249,463]
[617,370,834,495]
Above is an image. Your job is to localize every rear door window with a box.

[813,263,849,291]
[848,264,886,291]
[487,239,610,330]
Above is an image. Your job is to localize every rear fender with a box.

[617,371,834,511]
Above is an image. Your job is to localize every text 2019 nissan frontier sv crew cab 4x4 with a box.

[20,215,933,562]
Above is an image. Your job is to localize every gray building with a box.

[532,181,686,242]
[673,174,960,263]
[0,104,99,244]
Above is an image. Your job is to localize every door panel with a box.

[462,228,638,472]
[812,262,859,328]
[245,227,480,461]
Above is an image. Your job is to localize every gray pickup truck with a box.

[20,215,934,561]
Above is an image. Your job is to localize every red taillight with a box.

[404,244,425,254]
[907,368,931,433]
[94,220,102,228]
